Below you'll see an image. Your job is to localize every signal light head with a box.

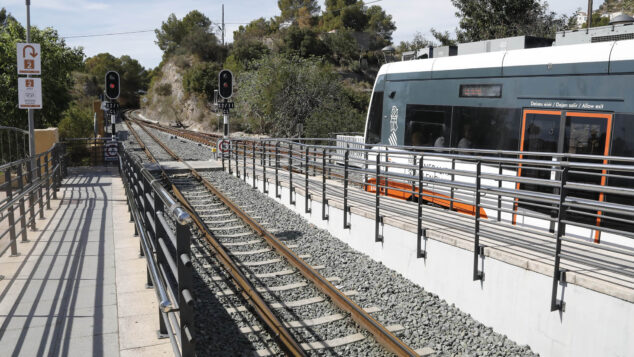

[218,69,233,99]
[105,70,120,100]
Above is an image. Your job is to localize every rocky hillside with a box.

[598,0,634,15]
[140,58,219,132]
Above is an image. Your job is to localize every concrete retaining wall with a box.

[237,172,634,357]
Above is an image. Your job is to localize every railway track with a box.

[124,117,426,356]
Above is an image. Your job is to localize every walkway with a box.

[0,167,172,356]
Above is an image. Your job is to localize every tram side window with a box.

[451,107,521,150]
[404,105,452,147]
[606,114,634,229]
[365,92,384,144]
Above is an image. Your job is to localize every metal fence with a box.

[0,144,65,257]
[119,146,195,357]
[222,137,634,311]
[0,126,29,165]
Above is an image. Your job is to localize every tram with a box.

[363,20,634,248]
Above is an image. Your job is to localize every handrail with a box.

[0,144,64,257]
[119,147,194,357]
[218,135,634,313]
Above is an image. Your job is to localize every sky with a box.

[2,0,591,69]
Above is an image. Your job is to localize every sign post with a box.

[21,1,38,165]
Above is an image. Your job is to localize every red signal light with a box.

[109,83,115,89]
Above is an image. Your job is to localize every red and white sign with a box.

[18,77,42,109]
[217,139,230,154]
[104,141,118,161]
[17,43,41,75]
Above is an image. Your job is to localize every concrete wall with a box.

[240,173,634,357]
[34,128,58,154]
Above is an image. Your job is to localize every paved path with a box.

[0,167,172,356]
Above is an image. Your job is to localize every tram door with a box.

[516,109,612,241]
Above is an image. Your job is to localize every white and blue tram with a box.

[363,22,634,248]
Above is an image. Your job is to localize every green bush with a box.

[58,104,94,139]
[236,54,366,138]
[182,62,222,100]
[156,83,172,96]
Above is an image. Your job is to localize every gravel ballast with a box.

[119,122,538,356]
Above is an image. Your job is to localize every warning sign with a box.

[217,139,230,154]
[104,141,118,161]
[17,43,41,75]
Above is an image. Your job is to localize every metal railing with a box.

[0,144,65,257]
[0,126,29,164]
[222,137,634,311]
[119,146,195,357]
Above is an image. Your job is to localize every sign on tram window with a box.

[459,84,502,98]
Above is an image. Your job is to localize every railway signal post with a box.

[218,69,234,139]
[105,70,120,137]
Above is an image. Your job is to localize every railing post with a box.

[343,149,351,229]
[5,169,18,256]
[37,155,44,219]
[262,142,268,194]
[51,146,58,200]
[26,160,36,231]
[497,152,503,222]
[375,153,383,242]
[417,155,426,258]
[176,213,195,356]
[305,145,311,214]
[289,143,295,205]
[450,150,456,211]
[252,141,256,188]
[45,153,51,209]
[551,167,568,311]
[17,164,28,242]
[242,141,247,182]
[228,140,232,175]
[235,140,239,178]
[321,148,328,221]
[275,142,281,198]
[473,161,484,281]
[221,141,225,172]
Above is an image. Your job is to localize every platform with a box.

[0,167,172,356]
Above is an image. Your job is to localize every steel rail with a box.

[130,119,420,357]
[131,118,421,356]
[126,118,308,357]
[124,120,160,164]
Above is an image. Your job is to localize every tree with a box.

[366,6,396,43]
[182,62,222,100]
[582,12,611,28]
[236,54,366,137]
[397,32,433,53]
[84,53,150,107]
[282,26,328,57]
[0,8,84,129]
[451,0,571,42]
[278,0,320,21]
[322,30,359,66]
[155,11,223,61]
[431,28,457,46]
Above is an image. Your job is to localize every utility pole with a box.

[587,0,593,32]
[222,4,225,46]
[25,0,35,164]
